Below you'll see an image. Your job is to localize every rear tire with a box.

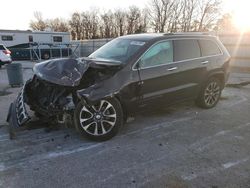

[42,53,50,60]
[196,77,222,109]
[74,98,123,141]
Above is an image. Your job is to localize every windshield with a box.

[89,38,146,63]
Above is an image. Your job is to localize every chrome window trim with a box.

[132,37,224,71]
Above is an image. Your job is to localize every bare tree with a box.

[69,12,83,40]
[30,1,224,39]
[197,0,222,31]
[168,0,184,32]
[47,18,69,32]
[179,0,198,32]
[148,0,175,32]
[126,6,141,34]
[100,11,115,38]
[136,8,150,33]
[30,12,47,31]
[89,9,100,39]
[81,9,100,39]
[81,12,91,39]
[114,9,127,36]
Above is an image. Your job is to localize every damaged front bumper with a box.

[6,83,31,138]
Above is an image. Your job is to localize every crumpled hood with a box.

[33,57,122,86]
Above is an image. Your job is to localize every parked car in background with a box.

[0,44,12,68]
[7,33,231,141]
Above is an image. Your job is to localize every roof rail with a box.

[165,32,216,36]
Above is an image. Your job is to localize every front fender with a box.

[76,82,119,105]
[76,70,131,105]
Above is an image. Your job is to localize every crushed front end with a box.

[6,57,123,139]
[6,76,76,139]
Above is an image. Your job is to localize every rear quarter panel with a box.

[206,38,231,85]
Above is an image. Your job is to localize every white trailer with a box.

[0,29,72,60]
[0,30,70,47]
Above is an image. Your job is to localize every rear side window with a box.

[174,39,200,61]
[1,35,13,41]
[199,39,221,56]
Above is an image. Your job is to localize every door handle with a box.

[138,81,144,85]
[201,61,209,65]
[167,67,178,71]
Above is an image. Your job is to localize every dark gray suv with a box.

[7,33,231,141]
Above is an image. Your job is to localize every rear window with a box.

[1,35,13,41]
[174,39,201,61]
[199,39,221,56]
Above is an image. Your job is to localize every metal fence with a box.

[10,43,74,61]
[71,38,112,58]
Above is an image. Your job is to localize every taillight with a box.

[3,50,11,55]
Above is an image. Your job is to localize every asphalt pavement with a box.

[0,61,250,188]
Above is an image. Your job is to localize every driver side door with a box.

[136,40,184,107]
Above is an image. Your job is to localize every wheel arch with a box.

[113,94,128,122]
[207,71,226,88]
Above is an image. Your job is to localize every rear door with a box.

[171,39,207,99]
[198,39,223,75]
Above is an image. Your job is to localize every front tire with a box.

[74,98,123,141]
[196,77,222,109]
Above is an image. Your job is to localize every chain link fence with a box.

[71,38,112,58]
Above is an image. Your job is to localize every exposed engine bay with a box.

[26,76,74,118]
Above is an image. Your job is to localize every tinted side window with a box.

[199,39,221,56]
[53,36,62,42]
[1,35,13,41]
[174,39,200,61]
[139,41,173,68]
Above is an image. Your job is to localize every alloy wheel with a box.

[204,81,221,106]
[79,100,117,136]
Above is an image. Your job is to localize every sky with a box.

[0,0,243,30]
[0,0,146,30]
